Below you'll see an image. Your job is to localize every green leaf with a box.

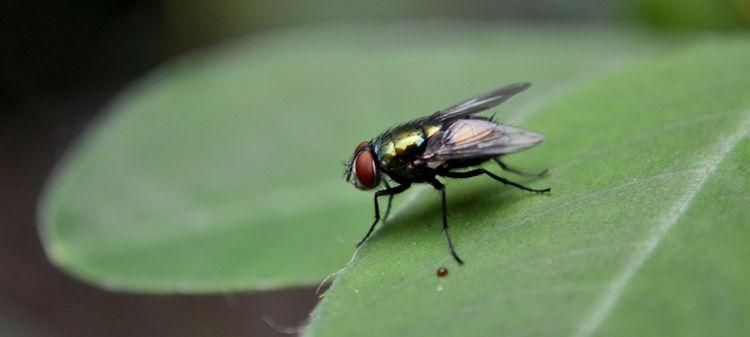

[632,0,750,29]
[304,39,750,336]
[39,24,663,292]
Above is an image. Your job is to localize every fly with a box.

[344,82,550,265]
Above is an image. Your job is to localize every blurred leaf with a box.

[633,0,750,29]
[162,0,624,51]
[304,39,750,337]
[39,24,662,292]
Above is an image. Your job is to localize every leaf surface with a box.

[40,24,659,292]
[304,38,750,337]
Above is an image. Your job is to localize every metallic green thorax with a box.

[374,123,441,180]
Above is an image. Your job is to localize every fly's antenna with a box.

[343,160,352,178]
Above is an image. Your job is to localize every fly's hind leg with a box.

[443,169,550,194]
[493,158,548,178]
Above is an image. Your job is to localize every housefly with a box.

[344,82,549,265]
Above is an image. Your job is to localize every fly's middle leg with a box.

[428,178,464,265]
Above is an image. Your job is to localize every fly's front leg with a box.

[428,178,464,265]
[383,195,394,224]
[356,183,410,248]
[382,180,394,224]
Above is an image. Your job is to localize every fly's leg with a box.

[356,183,410,248]
[493,158,548,178]
[382,180,394,224]
[383,195,394,224]
[443,169,550,193]
[428,178,464,265]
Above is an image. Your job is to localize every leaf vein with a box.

[571,110,750,337]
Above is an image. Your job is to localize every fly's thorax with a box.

[376,124,441,167]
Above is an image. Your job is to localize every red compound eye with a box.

[354,150,378,189]
[354,141,368,153]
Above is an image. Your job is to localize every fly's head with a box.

[345,141,381,190]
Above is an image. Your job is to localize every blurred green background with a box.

[1,1,748,337]
[2,0,748,106]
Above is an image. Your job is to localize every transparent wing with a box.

[431,82,531,122]
[423,119,544,162]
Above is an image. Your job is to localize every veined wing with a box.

[431,82,530,122]
[423,119,545,162]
